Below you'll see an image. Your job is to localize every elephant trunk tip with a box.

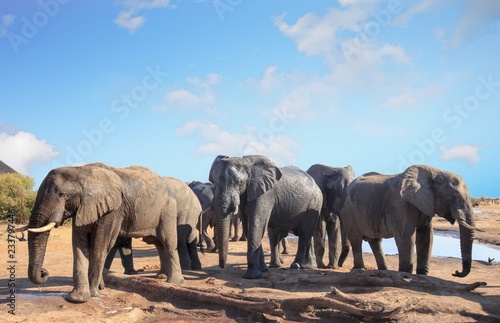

[28,266,50,285]
[452,260,471,278]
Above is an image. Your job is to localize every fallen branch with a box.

[105,273,397,320]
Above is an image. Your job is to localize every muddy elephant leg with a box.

[416,222,433,275]
[395,232,416,274]
[67,224,91,303]
[367,238,388,270]
[326,219,341,269]
[177,226,191,270]
[313,220,327,268]
[118,238,137,275]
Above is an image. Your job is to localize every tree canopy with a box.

[0,173,36,223]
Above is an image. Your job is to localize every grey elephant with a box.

[340,164,477,277]
[159,177,202,271]
[209,155,323,279]
[188,181,217,252]
[16,163,186,303]
[307,164,354,269]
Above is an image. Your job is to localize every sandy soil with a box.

[1,205,499,322]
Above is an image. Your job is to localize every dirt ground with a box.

[1,205,499,322]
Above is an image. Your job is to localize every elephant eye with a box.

[452,179,460,187]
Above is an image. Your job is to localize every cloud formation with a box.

[0,131,59,174]
[439,143,482,165]
[114,0,170,31]
[0,14,15,38]
[176,120,300,166]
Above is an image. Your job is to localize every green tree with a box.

[0,173,36,223]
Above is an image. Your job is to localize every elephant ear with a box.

[400,165,435,218]
[209,155,229,183]
[245,155,282,202]
[75,166,124,226]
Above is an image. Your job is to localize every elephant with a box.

[339,164,478,277]
[209,155,323,279]
[17,163,186,303]
[159,176,202,271]
[306,164,354,269]
[188,181,217,252]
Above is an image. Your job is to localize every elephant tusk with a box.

[28,222,56,233]
[457,219,482,232]
[12,224,29,232]
[232,204,239,216]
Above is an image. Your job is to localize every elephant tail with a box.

[198,210,205,255]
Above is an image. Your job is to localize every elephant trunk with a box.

[215,207,232,269]
[453,209,475,277]
[28,230,50,285]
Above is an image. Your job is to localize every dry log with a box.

[272,270,487,293]
[105,273,398,320]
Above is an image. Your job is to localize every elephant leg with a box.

[88,219,121,298]
[292,234,314,269]
[178,230,192,270]
[395,232,416,274]
[158,217,185,284]
[350,237,365,270]
[67,224,91,303]
[268,227,282,268]
[280,237,288,254]
[187,238,202,270]
[416,222,433,275]
[326,219,341,269]
[313,220,327,268]
[243,204,269,279]
[118,237,137,275]
[338,220,350,267]
[367,238,388,270]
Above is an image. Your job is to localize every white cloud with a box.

[274,5,410,88]
[114,0,170,31]
[176,121,300,166]
[381,84,445,110]
[439,143,482,165]
[114,10,146,31]
[0,14,15,38]
[153,73,221,114]
[392,0,440,27]
[0,131,60,174]
[447,0,500,48]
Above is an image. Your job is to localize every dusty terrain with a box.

[1,205,499,322]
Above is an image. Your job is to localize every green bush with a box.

[0,173,36,223]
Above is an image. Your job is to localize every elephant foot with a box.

[124,269,139,275]
[98,277,105,290]
[231,236,239,242]
[268,262,282,268]
[66,288,91,303]
[90,287,100,298]
[210,248,218,253]
[326,263,339,269]
[317,262,327,269]
[167,274,185,285]
[281,250,288,255]
[239,237,247,242]
[243,268,263,279]
[290,262,303,269]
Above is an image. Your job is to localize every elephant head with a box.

[24,163,123,285]
[209,155,281,268]
[400,164,476,277]
[308,164,354,220]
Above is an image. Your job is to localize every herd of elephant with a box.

[14,155,478,303]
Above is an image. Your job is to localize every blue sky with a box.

[0,0,499,197]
